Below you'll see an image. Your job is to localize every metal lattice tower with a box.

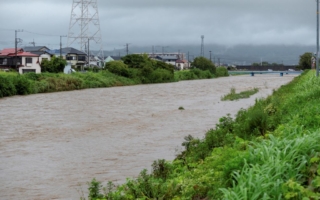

[200,35,204,57]
[67,0,104,60]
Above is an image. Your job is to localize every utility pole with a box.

[316,0,319,77]
[161,46,169,54]
[200,35,204,57]
[29,39,35,47]
[187,51,190,68]
[15,29,23,70]
[125,43,130,55]
[60,35,67,58]
[88,38,90,65]
[209,51,212,62]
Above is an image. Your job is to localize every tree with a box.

[105,61,129,77]
[121,54,150,68]
[252,62,260,66]
[41,56,67,73]
[298,52,313,70]
[191,57,216,74]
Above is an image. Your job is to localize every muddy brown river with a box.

[0,74,297,200]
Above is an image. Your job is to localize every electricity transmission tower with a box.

[200,35,204,57]
[67,0,104,60]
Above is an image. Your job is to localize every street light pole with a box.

[316,0,319,77]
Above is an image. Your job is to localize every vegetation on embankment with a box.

[0,69,224,99]
[0,71,139,98]
[0,54,228,99]
[85,70,320,200]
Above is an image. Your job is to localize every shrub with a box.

[215,67,229,77]
[191,68,213,79]
[105,61,129,77]
[13,75,33,95]
[87,178,104,200]
[148,68,174,83]
[191,57,216,74]
[0,75,16,97]
[152,159,170,180]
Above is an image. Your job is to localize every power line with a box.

[0,29,66,37]
[0,28,15,31]
[23,30,63,37]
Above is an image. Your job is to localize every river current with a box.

[0,74,297,199]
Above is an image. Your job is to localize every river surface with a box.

[0,74,297,200]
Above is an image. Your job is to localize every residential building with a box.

[48,47,87,68]
[0,48,41,73]
[89,55,104,67]
[23,46,50,52]
[154,55,178,66]
[63,47,87,68]
[23,46,52,63]
[175,59,188,70]
[104,56,122,63]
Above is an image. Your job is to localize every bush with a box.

[174,69,213,81]
[0,75,16,97]
[216,67,229,77]
[41,56,66,73]
[191,68,213,79]
[191,57,216,74]
[14,75,33,95]
[105,61,129,77]
[149,68,174,83]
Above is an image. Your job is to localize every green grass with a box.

[83,70,320,200]
[221,87,259,101]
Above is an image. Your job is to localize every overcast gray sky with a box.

[0,0,317,51]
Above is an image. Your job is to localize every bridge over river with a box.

[229,70,303,76]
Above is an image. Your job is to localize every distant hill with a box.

[95,44,315,65]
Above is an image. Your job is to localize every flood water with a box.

[0,74,297,200]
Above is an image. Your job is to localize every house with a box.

[23,46,52,63]
[175,59,187,70]
[104,56,122,63]
[62,47,87,68]
[46,49,67,58]
[89,55,104,67]
[0,48,41,73]
[48,47,87,69]
[155,55,178,66]
[23,46,50,52]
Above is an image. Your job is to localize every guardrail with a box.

[228,70,303,76]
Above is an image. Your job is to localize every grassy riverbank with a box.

[85,70,320,199]
[0,67,228,99]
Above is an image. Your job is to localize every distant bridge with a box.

[228,70,303,76]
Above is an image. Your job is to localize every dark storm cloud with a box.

[0,0,317,50]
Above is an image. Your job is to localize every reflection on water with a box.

[0,74,296,199]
